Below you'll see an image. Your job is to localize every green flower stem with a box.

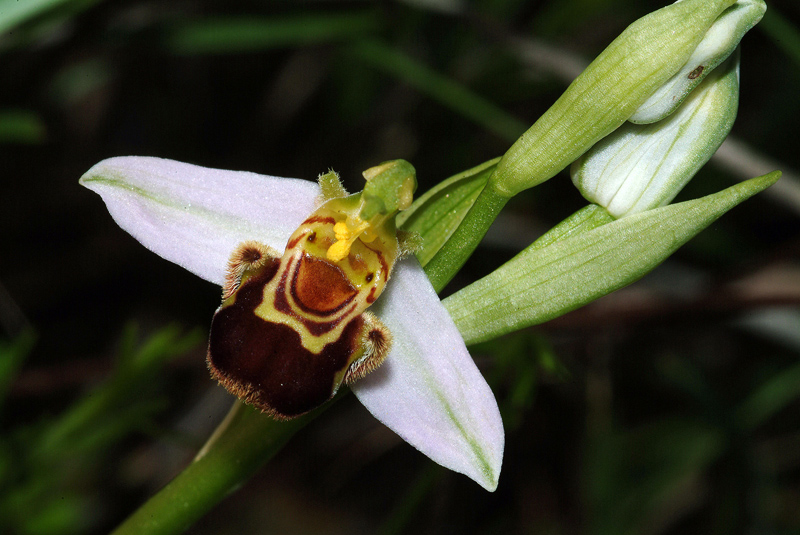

[423,183,510,293]
[111,401,325,535]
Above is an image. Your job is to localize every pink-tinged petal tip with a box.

[80,156,320,285]
[352,258,504,491]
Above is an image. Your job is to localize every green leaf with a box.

[526,204,615,253]
[398,158,498,266]
[445,171,781,346]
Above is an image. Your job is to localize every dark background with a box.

[2,0,800,533]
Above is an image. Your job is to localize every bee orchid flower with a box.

[80,156,504,491]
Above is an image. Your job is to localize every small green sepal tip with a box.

[360,160,417,220]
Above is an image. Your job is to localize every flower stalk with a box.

[111,402,324,535]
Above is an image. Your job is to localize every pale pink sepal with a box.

[80,156,320,286]
[352,258,504,491]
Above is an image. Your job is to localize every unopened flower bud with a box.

[630,0,765,124]
[490,0,738,197]
[571,52,740,218]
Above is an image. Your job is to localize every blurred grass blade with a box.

[445,171,781,346]
[759,7,800,69]
[168,12,380,54]
[586,420,724,535]
[0,330,35,411]
[0,0,95,34]
[398,158,498,266]
[735,359,800,431]
[34,325,202,461]
[0,110,46,144]
[349,40,527,141]
[376,465,442,535]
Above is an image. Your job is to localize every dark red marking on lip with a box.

[285,217,335,250]
[348,254,368,273]
[377,252,388,278]
[229,255,281,308]
[292,254,357,315]
[273,256,354,335]
[362,242,389,279]
[302,215,336,226]
[208,265,364,418]
[366,285,378,304]
[286,233,306,250]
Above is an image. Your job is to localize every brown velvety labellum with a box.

[207,259,363,419]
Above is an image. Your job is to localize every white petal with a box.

[352,258,504,491]
[80,156,320,285]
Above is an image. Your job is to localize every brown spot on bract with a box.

[307,231,316,242]
[293,254,357,315]
[688,65,704,79]
[365,273,374,283]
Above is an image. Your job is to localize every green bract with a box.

[490,0,737,197]
[444,171,781,345]
[398,159,498,266]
